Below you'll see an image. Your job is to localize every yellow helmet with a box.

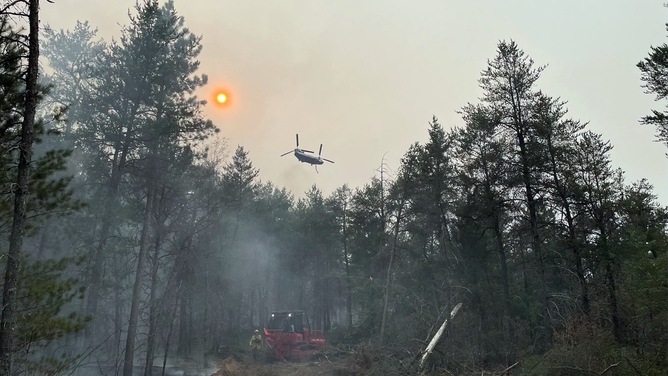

[255,329,259,333]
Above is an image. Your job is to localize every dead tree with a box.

[418,303,462,372]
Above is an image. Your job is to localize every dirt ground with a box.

[210,352,351,376]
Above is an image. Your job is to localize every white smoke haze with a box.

[39,0,667,205]
[2,1,666,376]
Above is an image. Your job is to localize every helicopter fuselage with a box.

[280,135,333,170]
[294,149,323,165]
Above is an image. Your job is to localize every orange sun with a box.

[211,87,232,109]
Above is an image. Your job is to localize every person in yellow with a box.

[249,329,263,361]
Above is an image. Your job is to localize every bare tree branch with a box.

[0,0,27,15]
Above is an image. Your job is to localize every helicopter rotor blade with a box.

[301,149,314,153]
[319,144,323,156]
[322,158,334,163]
[296,134,299,147]
[280,150,293,157]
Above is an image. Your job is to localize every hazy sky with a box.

[42,0,667,204]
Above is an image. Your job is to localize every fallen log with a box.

[497,361,519,375]
[418,302,463,371]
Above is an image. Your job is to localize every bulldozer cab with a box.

[266,310,309,333]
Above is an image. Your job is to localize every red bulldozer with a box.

[263,310,326,361]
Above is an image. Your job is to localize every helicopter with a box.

[280,134,334,173]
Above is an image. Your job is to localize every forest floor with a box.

[209,350,351,376]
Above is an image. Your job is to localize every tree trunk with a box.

[203,261,209,351]
[298,274,304,311]
[86,107,136,340]
[249,286,255,329]
[506,72,543,276]
[599,227,621,342]
[175,202,196,356]
[576,256,590,314]
[516,125,549,347]
[145,201,164,376]
[546,135,590,315]
[324,261,331,333]
[380,198,404,346]
[162,284,182,376]
[605,262,622,344]
[516,131,543,272]
[568,214,590,315]
[493,214,516,360]
[36,217,51,260]
[342,200,352,329]
[605,261,620,342]
[187,298,194,355]
[494,217,511,314]
[0,1,40,374]
[257,288,264,333]
[113,254,123,359]
[122,181,156,376]
[178,280,189,356]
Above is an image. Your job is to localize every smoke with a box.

[275,163,314,196]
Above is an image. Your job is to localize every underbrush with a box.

[521,316,666,376]
[329,314,667,376]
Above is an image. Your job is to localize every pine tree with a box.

[116,1,216,374]
[573,131,625,342]
[637,23,668,152]
[416,116,457,314]
[222,146,260,212]
[0,1,42,373]
[455,104,517,359]
[326,185,353,329]
[347,178,386,336]
[476,40,554,348]
[41,21,105,138]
